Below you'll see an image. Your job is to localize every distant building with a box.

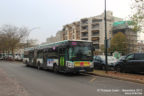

[46,31,63,44]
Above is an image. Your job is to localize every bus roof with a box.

[36,40,92,50]
[24,47,35,51]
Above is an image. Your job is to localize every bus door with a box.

[43,49,48,68]
[58,48,66,70]
[33,50,37,66]
[29,51,34,65]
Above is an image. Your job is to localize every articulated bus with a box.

[23,40,94,73]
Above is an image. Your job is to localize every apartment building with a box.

[62,21,80,40]
[46,11,123,50]
[62,11,122,50]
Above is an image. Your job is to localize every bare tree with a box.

[0,25,30,59]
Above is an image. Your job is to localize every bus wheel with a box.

[26,61,29,67]
[37,63,41,70]
[53,65,58,73]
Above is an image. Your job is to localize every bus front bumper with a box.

[65,67,94,73]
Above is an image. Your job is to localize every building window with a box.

[92,19,102,23]
[92,24,99,29]
[82,32,88,37]
[81,26,88,30]
[81,38,88,40]
[93,44,99,49]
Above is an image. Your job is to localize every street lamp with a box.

[104,0,108,73]
[26,27,40,48]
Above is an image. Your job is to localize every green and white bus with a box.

[23,40,94,73]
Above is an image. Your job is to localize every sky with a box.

[1,0,142,43]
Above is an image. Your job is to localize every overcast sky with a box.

[1,0,142,43]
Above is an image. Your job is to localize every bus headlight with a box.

[90,62,94,68]
[67,61,74,68]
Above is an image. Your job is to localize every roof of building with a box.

[113,21,133,27]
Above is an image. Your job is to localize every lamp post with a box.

[104,0,108,73]
[26,27,40,48]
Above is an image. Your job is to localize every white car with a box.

[99,55,118,66]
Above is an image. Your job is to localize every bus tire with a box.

[53,64,58,73]
[25,61,29,67]
[37,62,41,70]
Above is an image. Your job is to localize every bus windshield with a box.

[69,46,92,61]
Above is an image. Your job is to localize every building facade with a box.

[61,11,122,50]
[46,11,123,51]
[62,21,80,40]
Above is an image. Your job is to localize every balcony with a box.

[81,26,88,32]
[92,19,102,24]
[91,37,99,41]
[81,29,88,32]
[93,41,99,44]
[81,38,88,41]
[91,30,99,37]
[92,34,99,37]
[93,44,99,49]
[81,32,88,38]
[91,24,99,30]
[81,22,88,25]
[81,19,88,25]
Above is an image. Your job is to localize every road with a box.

[0,61,143,96]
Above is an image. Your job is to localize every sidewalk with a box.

[0,68,30,96]
[90,70,144,84]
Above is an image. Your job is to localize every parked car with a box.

[14,54,23,61]
[0,54,3,60]
[115,56,126,65]
[3,55,14,61]
[107,56,118,67]
[93,55,117,70]
[115,53,144,73]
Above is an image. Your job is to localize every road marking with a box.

[89,77,96,83]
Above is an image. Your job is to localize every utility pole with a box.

[104,0,108,73]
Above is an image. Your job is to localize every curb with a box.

[88,72,144,84]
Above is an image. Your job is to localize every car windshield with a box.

[69,46,92,61]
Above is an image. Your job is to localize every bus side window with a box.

[59,48,65,55]
[69,48,72,59]
[65,49,68,60]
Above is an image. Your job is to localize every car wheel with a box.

[102,65,105,70]
[116,66,121,72]
[25,61,29,67]
[115,66,124,73]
